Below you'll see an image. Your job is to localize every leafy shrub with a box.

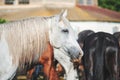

[0,19,7,24]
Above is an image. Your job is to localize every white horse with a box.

[0,10,83,80]
[53,10,81,80]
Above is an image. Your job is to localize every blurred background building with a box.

[77,0,98,6]
[0,0,120,34]
[0,0,75,7]
[0,0,97,6]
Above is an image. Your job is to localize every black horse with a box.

[77,30,95,80]
[83,32,119,80]
[78,30,95,48]
[113,32,120,80]
[113,32,120,46]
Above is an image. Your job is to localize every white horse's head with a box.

[49,10,83,61]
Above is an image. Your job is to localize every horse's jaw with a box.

[54,48,79,80]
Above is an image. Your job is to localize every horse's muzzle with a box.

[68,47,83,63]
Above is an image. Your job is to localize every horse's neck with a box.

[0,17,50,65]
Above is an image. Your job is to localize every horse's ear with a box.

[60,9,67,18]
[55,9,68,22]
[57,9,67,22]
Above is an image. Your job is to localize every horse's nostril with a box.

[80,51,84,56]
[79,53,82,57]
[68,47,83,60]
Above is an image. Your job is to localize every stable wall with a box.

[71,21,120,34]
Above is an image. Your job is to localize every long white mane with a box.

[0,16,55,66]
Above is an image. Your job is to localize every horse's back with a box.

[83,32,119,80]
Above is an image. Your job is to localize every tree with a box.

[98,0,120,12]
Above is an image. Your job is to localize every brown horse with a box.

[27,42,59,80]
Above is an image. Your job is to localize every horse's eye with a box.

[62,29,69,33]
